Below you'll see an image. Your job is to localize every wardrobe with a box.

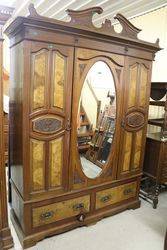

[5,4,160,248]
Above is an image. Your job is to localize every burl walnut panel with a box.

[32,195,90,227]
[96,181,137,209]
[118,59,151,178]
[31,49,48,111]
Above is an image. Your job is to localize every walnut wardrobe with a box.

[5,4,160,248]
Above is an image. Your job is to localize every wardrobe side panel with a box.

[10,42,24,195]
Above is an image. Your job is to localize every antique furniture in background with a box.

[0,5,14,250]
[5,4,160,248]
[140,82,167,208]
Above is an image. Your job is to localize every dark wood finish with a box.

[141,82,167,208]
[141,133,167,208]
[150,82,167,138]
[5,4,159,248]
[0,30,13,250]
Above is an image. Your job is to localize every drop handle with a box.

[65,118,71,131]
[124,188,133,195]
[76,214,86,222]
[40,211,54,220]
[100,195,112,203]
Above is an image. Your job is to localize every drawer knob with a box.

[77,214,85,222]
[73,203,84,211]
[124,188,133,195]
[100,195,112,203]
[40,211,54,220]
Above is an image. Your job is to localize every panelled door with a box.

[28,42,73,196]
[118,56,152,179]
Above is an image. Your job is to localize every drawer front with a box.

[96,182,137,210]
[32,195,90,227]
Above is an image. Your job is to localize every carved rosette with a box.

[122,110,145,131]
[32,115,63,134]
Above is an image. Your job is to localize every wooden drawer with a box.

[32,195,90,227]
[96,182,137,210]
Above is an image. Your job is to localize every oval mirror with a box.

[77,61,116,179]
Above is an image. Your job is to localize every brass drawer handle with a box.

[100,195,112,203]
[124,188,133,195]
[73,203,85,211]
[40,211,54,220]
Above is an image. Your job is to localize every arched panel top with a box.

[31,49,49,112]
[51,51,67,110]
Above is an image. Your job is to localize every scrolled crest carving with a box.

[67,7,103,28]
[26,4,160,49]
[114,13,141,39]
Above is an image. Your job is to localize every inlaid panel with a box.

[96,182,137,210]
[123,111,145,131]
[139,64,148,107]
[32,195,90,227]
[32,115,63,134]
[133,130,143,169]
[30,139,45,191]
[52,51,66,109]
[122,132,132,171]
[31,49,48,111]
[49,137,63,188]
[128,64,138,108]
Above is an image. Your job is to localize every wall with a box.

[115,6,167,82]
[115,6,167,133]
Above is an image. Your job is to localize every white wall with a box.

[115,6,167,81]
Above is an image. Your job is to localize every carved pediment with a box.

[25,4,160,50]
[67,7,103,28]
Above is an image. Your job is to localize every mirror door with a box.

[70,48,124,189]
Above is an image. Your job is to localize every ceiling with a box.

[1,0,167,26]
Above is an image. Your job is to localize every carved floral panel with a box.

[125,111,145,129]
[32,115,63,134]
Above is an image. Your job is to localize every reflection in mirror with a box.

[77,61,116,179]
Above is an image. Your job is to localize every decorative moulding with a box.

[5,3,160,52]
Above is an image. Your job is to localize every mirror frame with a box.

[70,51,124,186]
